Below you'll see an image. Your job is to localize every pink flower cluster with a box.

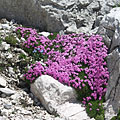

[16,27,109,102]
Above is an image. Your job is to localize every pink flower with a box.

[17,27,109,103]
[89,108,92,111]
[96,108,99,111]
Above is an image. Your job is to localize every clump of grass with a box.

[0,66,4,72]
[48,32,58,40]
[86,99,105,119]
[19,53,27,60]
[95,114,104,120]
[5,35,18,46]
[0,37,3,44]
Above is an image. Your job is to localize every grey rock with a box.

[0,42,10,50]
[21,110,32,115]
[10,92,20,100]
[97,7,120,119]
[14,48,28,56]
[97,7,120,50]
[57,102,91,120]
[4,104,12,109]
[1,24,11,30]
[0,76,7,87]
[0,88,15,96]
[1,94,7,98]
[1,109,9,116]
[6,53,13,59]
[0,0,115,33]
[0,117,6,120]
[0,24,2,29]
[31,75,92,120]
[104,100,117,120]
[31,75,76,114]
[20,37,26,42]
[39,32,50,37]
[8,67,15,75]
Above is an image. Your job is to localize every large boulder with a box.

[30,75,93,120]
[0,0,117,33]
[97,7,120,120]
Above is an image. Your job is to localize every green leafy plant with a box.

[95,114,104,120]
[86,99,105,119]
[48,32,58,40]
[0,37,3,44]
[19,53,27,60]
[16,27,109,120]
[0,66,4,72]
[16,29,22,39]
[5,35,18,46]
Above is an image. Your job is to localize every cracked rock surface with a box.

[97,7,120,120]
[0,18,95,120]
[31,75,93,120]
[0,19,64,120]
[0,0,118,33]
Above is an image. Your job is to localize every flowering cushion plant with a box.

[16,27,109,119]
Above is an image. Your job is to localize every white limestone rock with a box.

[31,75,76,114]
[31,75,93,120]
[1,24,11,30]
[39,32,50,37]
[0,42,10,50]
[0,76,7,87]
[0,88,15,96]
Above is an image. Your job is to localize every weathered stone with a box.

[0,0,115,33]
[0,76,7,87]
[97,7,120,119]
[0,88,15,96]
[1,24,11,30]
[39,32,50,37]
[6,53,13,59]
[0,117,6,120]
[57,102,90,120]
[97,7,120,50]
[8,67,15,75]
[31,75,76,114]
[4,104,12,109]
[0,42,10,50]
[31,75,93,120]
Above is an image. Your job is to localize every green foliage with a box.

[111,116,117,120]
[0,37,3,44]
[15,27,109,120]
[86,99,105,119]
[16,29,22,39]
[33,51,44,61]
[5,35,18,46]
[95,115,104,120]
[48,32,58,40]
[19,53,27,60]
[23,46,34,55]
[0,66,4,72]
[75,81,92,102]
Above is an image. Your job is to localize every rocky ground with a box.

[0,0,120,119]
[0,18,94,120]
[0,18,63,120]
[0,6,120,119]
